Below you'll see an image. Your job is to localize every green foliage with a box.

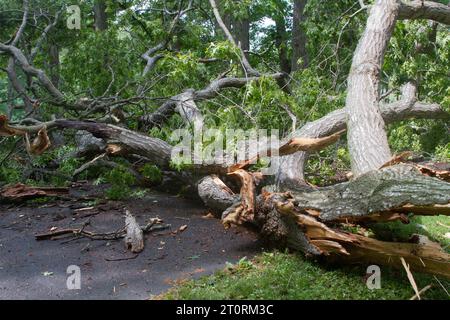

[371,216,450,251]
[104,166,136,200]
[140,163,162,183]
[0,0,448,188]
[0,163,21,185]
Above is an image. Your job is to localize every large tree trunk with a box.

[345,0,399,176]
[2,0,450,280]
[48,44,60,89]
[199,164,450,278]
[233,16,250,55]
[291,0,308,72]
[274,14,291,74]
[93,0,108,31]
[276,91,449,189]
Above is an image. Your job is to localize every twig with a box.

[105,254,139,262]
[35,219,170,241]
[433,276,450,297]
[401,257,421,299]
[410,285,432,300]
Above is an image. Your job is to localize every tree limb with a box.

[398,0,450,25]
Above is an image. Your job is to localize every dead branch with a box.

[124,210,144,253]
[0,183,68,202]
[139,73,284,129]
[35,216,169,242]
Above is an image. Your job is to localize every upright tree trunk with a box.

[48,44,60,89]
[291,0,308,72]
[94,0,108,31]
[275,15,291,74]
[233,17,250,54]
[345,0,399,176]
[6,82,14,119]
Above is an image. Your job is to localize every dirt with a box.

[0,184,264,299]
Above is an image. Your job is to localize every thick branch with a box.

[0,43,64,102]
[277,92,449,189]
[139,73,284,129]
[398,0,450,25]
[30,9,63,62]
[139,0,193,82]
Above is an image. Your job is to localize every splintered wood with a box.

[0,115,26,136]
[25,126,51,155]
[271,195,450,278]
[222,170,256,228]
[278,129,346,155]
[0,183,68,202]
[228,129,346,172]
[124,210,144,253]
[218,164,450,278]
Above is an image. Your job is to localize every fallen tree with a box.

[1,0,449,281]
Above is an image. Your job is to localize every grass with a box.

[163,216,450,300]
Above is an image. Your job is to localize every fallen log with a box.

[0,183,69,202]
[201,164,450,278]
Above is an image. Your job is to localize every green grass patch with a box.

[163,216,450,300]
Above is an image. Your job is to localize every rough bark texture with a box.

[124,210,144,253]
[94,0,108,31]
[291,0,309,71]
[276,98,448,189]
[48,44,60,89]
[233,15,250,55]
[346,0,400,176]
[398,0,450,25]
[275,16,291,74]
[288,164,450,222]
[201,164,450,278]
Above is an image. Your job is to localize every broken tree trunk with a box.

[124,210,144,253]
[200,164,450,278]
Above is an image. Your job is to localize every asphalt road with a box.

[0,188,263,299]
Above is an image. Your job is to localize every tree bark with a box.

[275,15,291,74]
[200,164,450,278]
[345,0,402,177]
[291,0,308,72]
[94,0,108,31]
[276,93,448,189]
[233,15,250,56]
[48,44,60,89]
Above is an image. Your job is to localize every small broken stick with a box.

[124,210,144,253]
[35,215,169,244]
